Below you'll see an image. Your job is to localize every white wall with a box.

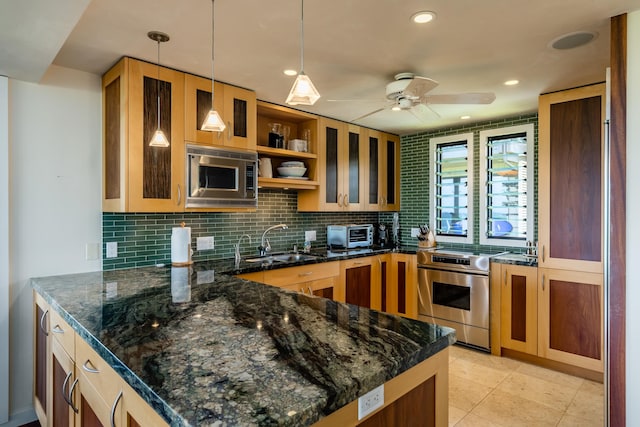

[1,76,9,424]
[627,10,640,426]
[6,65,102,424]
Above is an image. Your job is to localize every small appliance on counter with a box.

[374,223,391,248]
[327,224,373,249]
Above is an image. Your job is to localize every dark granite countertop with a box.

[32,255,454,426]
[490,252,538,267]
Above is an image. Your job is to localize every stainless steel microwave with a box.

[185,144,258,209]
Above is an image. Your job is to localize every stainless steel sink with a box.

[245,253,320,264]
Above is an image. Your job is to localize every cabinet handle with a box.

[541,245,545,262]
[307,286,313,294]
[352,261,364,266]
[338,193,344,207]
[68,378,79,414]
[227,121,232,140]
[177,184,182,206]
[62,371,73,407]
[344,194,349,207]
[52,325,64,334]
[39,309,49,336]
[504,270,507,287]
[541,274,545,291]
[82,360,100,374]
[110,390,123,427]
[298,272,313,277]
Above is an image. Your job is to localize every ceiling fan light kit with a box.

[286,0,320,106]
[201,0,226,133]
[147,31,170,148]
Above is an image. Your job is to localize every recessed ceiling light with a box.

[550,31,597,50]
[411,11,436,24]
[460,115,471,120]
[283,69,297,76]
[504,80,519,86]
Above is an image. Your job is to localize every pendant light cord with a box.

[211,0,216,104]
[156,38,161,131]
[300,0,305,73]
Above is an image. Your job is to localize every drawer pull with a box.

[82,360,100,374]
[40,309,49,336]
[52,325,64,334]
[68,378,79,414]
[298,272,313,277]
[110,390,123,427]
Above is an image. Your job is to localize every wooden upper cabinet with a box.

[538,83,605,273]
[184,74,256,150]
[102,57,185,212]
[362,129,401,212]
[384,133,401,211]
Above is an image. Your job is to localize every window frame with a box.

[479,123,534,248]
[429,132,474,244]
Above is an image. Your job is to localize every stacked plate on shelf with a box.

[277,161,307,179]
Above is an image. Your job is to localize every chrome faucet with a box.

[258,224,288,256]
[234,234,252,267]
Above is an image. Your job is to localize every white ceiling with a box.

[3,0,640,135]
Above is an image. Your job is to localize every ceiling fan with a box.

[336,72,496,122]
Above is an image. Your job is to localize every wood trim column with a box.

[609,13,626,427]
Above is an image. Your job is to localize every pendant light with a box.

[201,0,226,132]
[148,31,171,147]
[286,0,320,106]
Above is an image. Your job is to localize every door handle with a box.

[177,184,182,206]
[62,371,73,407]
[541,245,545,262]
[504,270,507,287]
[39,309,49,336]
[110,390,123,427]
[68,378,79,414]
[307,286,313,294]
[541,274,545,291]
[227,121,232,140]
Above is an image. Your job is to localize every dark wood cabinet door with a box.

[345,265,371,308]
[325,125,339,205]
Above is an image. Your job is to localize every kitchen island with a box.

[32,259,455,426]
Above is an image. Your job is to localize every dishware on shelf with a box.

[268,123,284,148]
[259,157,273,178]
[288,139,307,152]
[277,166,307,177]
[281,160,305,167]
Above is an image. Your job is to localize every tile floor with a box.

[448,345,604,427]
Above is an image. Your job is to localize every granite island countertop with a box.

[32,260,455,426]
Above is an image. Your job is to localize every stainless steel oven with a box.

[417,249,494,351]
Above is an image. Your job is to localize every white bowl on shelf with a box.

[277,166,307,177]
[281,161,305,168]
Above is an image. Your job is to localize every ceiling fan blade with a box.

[424,92,496,104]
[351,107,387,122]
[410,103,440,122]
[326,98,386,102]
[402,76,439,98]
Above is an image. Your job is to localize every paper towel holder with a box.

[171,222,194,266]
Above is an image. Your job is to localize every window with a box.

[479,124,534,247]
[430,133,474,243]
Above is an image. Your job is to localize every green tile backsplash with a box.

[103,113,538,269]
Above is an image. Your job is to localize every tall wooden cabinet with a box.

[535,82,605,374]
[103,57,185,212]
[538,83,606,273]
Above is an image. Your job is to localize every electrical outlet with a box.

[106,242,118,258]
[85,243,99,260]
[358,384,384,420]
[410,227,420,238]
[197,236,215,251]
[305,230,317,242]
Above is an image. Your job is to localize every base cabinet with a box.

[34,293,50,427]
[498,264,538,355]
[342,256,382,310]
[386,254,417,319]
[255,261,342,301]
[538,268,603,373]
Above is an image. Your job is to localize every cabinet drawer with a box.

[262,261,339,287]
[50,310,75,360]
[75,335,122,406]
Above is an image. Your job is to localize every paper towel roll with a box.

[171,226,193,266]
[171,267,191,303]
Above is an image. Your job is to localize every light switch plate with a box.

[197,236,215,251]
[106,242,118,258]
[305,230,317,242]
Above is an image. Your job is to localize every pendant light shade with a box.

[201,0,226,133]
[286,0,320,106]
[148,31,170,148]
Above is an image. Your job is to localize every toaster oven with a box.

[327,224,374,249]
